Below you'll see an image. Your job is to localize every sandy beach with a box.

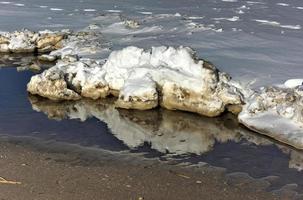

[0,138,279,200]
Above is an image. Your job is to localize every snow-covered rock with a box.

[239,84,303,149]
[27,46,244,117]
[0,29,65,53]
[49,30,105,59]
[0,29,105,60]
[27,59,107,101]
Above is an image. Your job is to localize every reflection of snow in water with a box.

[28,97,303,172]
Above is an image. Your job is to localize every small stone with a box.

[29,63,41,71]
[38,54,57,62]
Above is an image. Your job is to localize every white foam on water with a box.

[213,16,240,22]
[236,10,245,14]
[253,19,301,30]
[84,9,96,12]
[138,11,152,15]
[246,1,265,4]
[276,3,289,7]
[50,8,64,11]
[14,3,24,7]
[0,1,11,4]
[222,0,238,2]
[187,16,204,19]
[280,25,301,30]
[106,9,122,13]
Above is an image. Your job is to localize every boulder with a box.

[27,46,244,117]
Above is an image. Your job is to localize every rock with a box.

[0,29,103,57]
[27,59,107,101]
[28,46,244,117]
[239,85,303,149]
[36,34,64,50]
[124,19,140,29]
[115,77,158,110]
[0,35,9,44]
[7,30,36,53]
[29,63,41,71]
[102,46,243,117]
[38,54,57,62]
[0,43,9,53]
[227,104,243,115]
[27,69,81,101]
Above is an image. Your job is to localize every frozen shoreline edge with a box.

[2,29,303,150]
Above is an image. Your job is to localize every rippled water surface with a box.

[1,0,303,87]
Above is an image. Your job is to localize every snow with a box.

[284,79,303,88]
[102,46,205,91]
[239,111,303,149]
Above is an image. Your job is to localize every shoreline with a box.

[0,136,279,200]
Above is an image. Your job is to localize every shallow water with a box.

[1,64,303,196]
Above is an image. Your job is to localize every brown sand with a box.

[0,138,278,200]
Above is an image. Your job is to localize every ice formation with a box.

[27,46,244,117]
[239,83,303,149]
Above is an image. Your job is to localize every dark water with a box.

[1,60,303,196]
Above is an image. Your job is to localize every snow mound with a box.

[27,46,244,117]
[239,85,303,149]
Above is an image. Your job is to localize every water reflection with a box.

[0,53,53,71]
[2,65,303,195]
[28,95,245,155]
[28,95,303,172]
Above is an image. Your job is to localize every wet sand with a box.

[0,138,279,200]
